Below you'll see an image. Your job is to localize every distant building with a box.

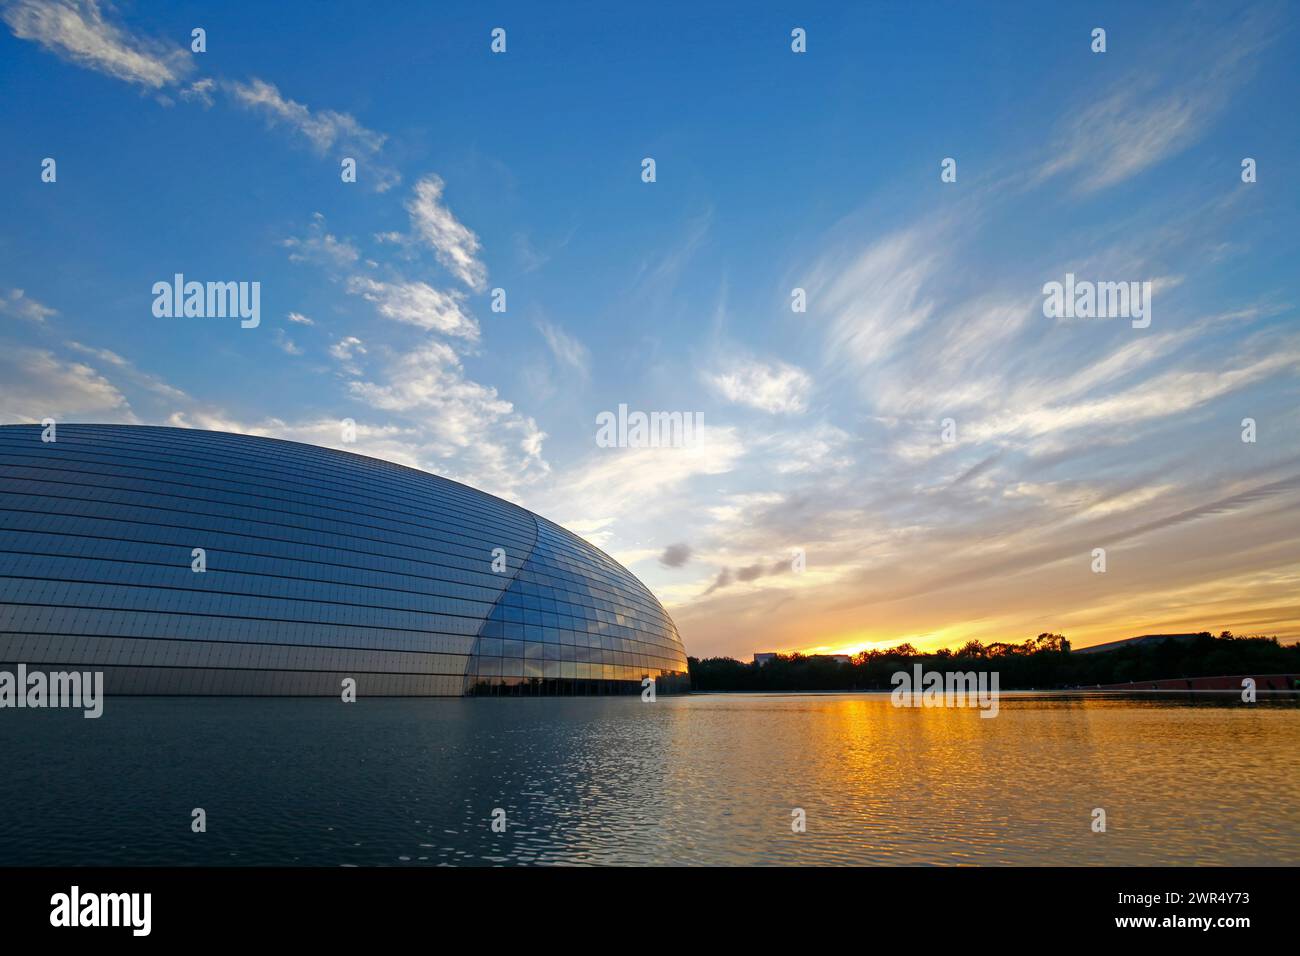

[1074,633,1207,655]
[753,653,778,667]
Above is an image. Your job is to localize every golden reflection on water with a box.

[654,692,1299,865]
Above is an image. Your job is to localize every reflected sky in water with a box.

[1,692,1295,865]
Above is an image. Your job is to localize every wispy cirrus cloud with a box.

[225,77,399,191]
[1034,11,1276,195]
[1036,81,1216,195]
[965,346,1300,448]
[272,328,302,356]
[4,2,402,188]
[402,175,488,291]
[813,225,940,372]
[536,319,590,379]
[2,0,192,89]
[226,77,383,152]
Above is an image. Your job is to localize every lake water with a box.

[1,692,1296,866]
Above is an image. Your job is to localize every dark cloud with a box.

[704,557,793,595]
[658,542,692,568]
[703,567,733,595]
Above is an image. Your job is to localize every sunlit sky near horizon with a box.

[2,1,1298,660]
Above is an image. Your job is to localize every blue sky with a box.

[2,0,1298,658]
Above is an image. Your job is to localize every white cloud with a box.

[1006,481,1178,522]
[348,340,493,420]
[759,422,852,474]
[345,341,548,496]
[3,0,192,89]
[345,277,478,339]
[0,345,135,421]
[968,347,1300,447]
[65,341,189,402]
[179,77,214,107]
[225,78,399,191]
[707,357,811,414]
[0,288,56,324]
[286,311,314,326]
[282,214,360,268]
[404,175,487,291]
[534,426,745,538]
[227,78,382,152]
[328,335,366,372]
[4,4,403,187]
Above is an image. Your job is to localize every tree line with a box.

[687,631,1300,692]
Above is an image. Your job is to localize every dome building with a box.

[0,424,689,696]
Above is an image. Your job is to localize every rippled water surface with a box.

[1,692,1296,865]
